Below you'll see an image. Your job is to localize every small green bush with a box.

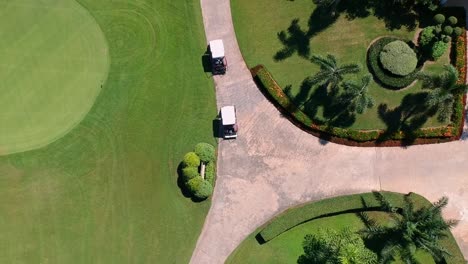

[433,14,445,24]
[205,161,216,185]
[194,142,216,162]
[454,27,463,37]
[194,180,213,200]
[186,176,204,193]
[443,25,453,35]
[448,16,458,26]
[443,36,451,43]
[431,41,449,60]
[379,40,417,76]
[182,166,199,181]
[419,26,435,48]
[434,25,442,35]
[182,152,200,168]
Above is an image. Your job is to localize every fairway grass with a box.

[0,0,216,263]
[0,0,109,154]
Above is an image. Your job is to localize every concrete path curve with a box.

[190,0,468,263]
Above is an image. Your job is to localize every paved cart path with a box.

[190,0,468,263]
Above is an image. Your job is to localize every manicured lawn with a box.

[0,0,109,154]
[226,212,435,264]
[231,0,451,130]
[0,0,215,263]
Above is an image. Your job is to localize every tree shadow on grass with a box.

[274,7,338,61]
[290,77,356,128]
[376,93,437,144]
[274,0,420,62]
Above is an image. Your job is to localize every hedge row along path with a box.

[190,0,468,263]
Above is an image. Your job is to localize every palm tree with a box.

[308,54,361,93]
[417,65,468,122]
[339,75,374,114]
[360,192,458,264]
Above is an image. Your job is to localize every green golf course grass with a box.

[0,0,109,154]
[0,0,215,263]
[231,0,451,130]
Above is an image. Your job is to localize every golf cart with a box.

[209,39,227,75]
[220,106,237,139]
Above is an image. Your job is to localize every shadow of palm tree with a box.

[377,93,436,144]
[274,0,421,62]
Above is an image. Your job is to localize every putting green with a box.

[0,0,109,155]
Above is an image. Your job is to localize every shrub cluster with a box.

[431,40,449,60]
[451,31,467,133]
[254,65,461,142]
[180,143,216,200]
[379,40,417,76]
[368,37,421,88]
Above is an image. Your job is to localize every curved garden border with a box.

[251,29,466,147]
[254,192,465,263]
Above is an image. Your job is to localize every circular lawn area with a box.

[0,0,109,154]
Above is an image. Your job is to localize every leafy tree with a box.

[194,142,216,163]
[339,75,374,114]
[312,0,341,15]
[417,65,468,122]
[298,228,377,264]
[360,192,458,263]
[308,54,360,93]
[182,152,200,167]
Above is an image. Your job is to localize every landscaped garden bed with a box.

[232,0,467,146]
[226,192,465,264]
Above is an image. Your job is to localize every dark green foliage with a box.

[379,40,417,76]
[309,54,361,92]
[431,41,449,60]
[182,166,199,181]
[194,142,216,162]
[193,180,213,200]
[367,37,420,88]
[443,36,451,43]
[340,75,374,114]
[419,26,435,48]
[258,192,428,242]
[360,192,458,263]
[186,176,204,194]
[205,161,216,185]
[418,65,468,122]
[434,25,442,35]
[298,229,377,264]
[182,152,200,168]
[443,25,453,36]
[453,27,463,37]
[447,16,458,26]
[433,14,445,25]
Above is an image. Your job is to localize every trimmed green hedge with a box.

[182,152,200,168]
[258,192,426,242]
[254,65,460,143]
[194,142,216,162]
[367,37,421,88]
[379,40,418,76]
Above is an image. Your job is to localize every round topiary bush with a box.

[448,16,458,26]
[443,25,453,35]
[193,180,213,200]
[194,142,215,163]
[454,27,463,37]
[182,152,200,168]
[182,166,199,181]
[443,36,451,43]
[431,41,449,60]
[367,37,421,89]
[434,14,445,24]
[379,40,417,76]
[186,176,204,193]
[419,26,435,48]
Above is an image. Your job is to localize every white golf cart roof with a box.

[221,106,236,125]
[209,39,225,58]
